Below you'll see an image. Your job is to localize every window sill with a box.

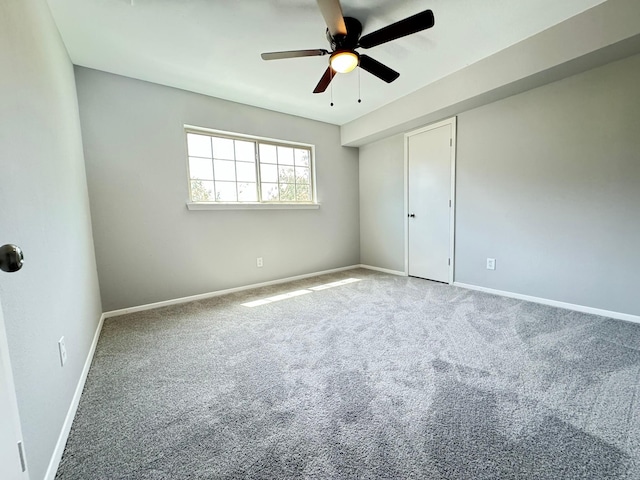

[186,202,320,211]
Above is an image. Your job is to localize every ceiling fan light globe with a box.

[330,51,359,74]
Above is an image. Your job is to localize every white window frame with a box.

[184,124,319,210]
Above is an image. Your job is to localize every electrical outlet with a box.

[256,257,263,268]
[58,336,67,367]
[486,258,496,270]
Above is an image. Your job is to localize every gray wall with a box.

[359,135,405,272]
[75,68,360,311]
[0,1,103,478]
[359,52,640,317]
[455,52,640,316]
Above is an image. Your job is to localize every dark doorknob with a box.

[0,244,24,273]
[408,213,416,218]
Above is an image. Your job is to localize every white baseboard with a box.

[358,264,407,276]
[44,312,105,480]
[453,282,640,325]
[103,265,362,319]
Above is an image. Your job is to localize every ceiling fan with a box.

[261,0,435,94]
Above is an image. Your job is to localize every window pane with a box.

[235,140,255,162]
[236,162,256,182]
[238,183,258,202]
[279,183,296,201]
[212,137,235,160]
[259,144,277,164]
[277,146,294,165]
[296,185,311,202]
[215,181,237,202]
[294,149,310,167]
[187,134,212,158]
[190,180,214,201]
[295,166,310,184]
[261,183,279,201]
[189,157,213,180]
[278,165,295,183]
[214,160,236,182]
[260,163,278,183]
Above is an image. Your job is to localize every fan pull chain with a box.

[330,69,334,107]
[358,66,362,103]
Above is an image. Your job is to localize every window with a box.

[185,126,315,205]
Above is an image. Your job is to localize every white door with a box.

[406,118,456,283]
[0,295,29,479]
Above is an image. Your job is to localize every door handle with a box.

[0,244,24,273]
[408,213,416,218]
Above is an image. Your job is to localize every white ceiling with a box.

[47,0,605,126]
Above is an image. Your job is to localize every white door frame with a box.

[0,295,29,479]
[404,117,457,284]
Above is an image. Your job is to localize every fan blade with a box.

[261,49,329,61]
[359,55,400,83]
[313,66,337,94]
[358,9,435,49]
[316,0,347,37]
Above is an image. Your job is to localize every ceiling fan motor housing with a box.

[326,17,362,51]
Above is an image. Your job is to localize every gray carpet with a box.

[56,269,640,479]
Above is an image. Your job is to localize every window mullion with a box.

[294,163,298,202]
[233,141,239,202]
[210,137,217,201]
[308,148,314,202]
[276,148,281,202]
[255,142,262,202]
